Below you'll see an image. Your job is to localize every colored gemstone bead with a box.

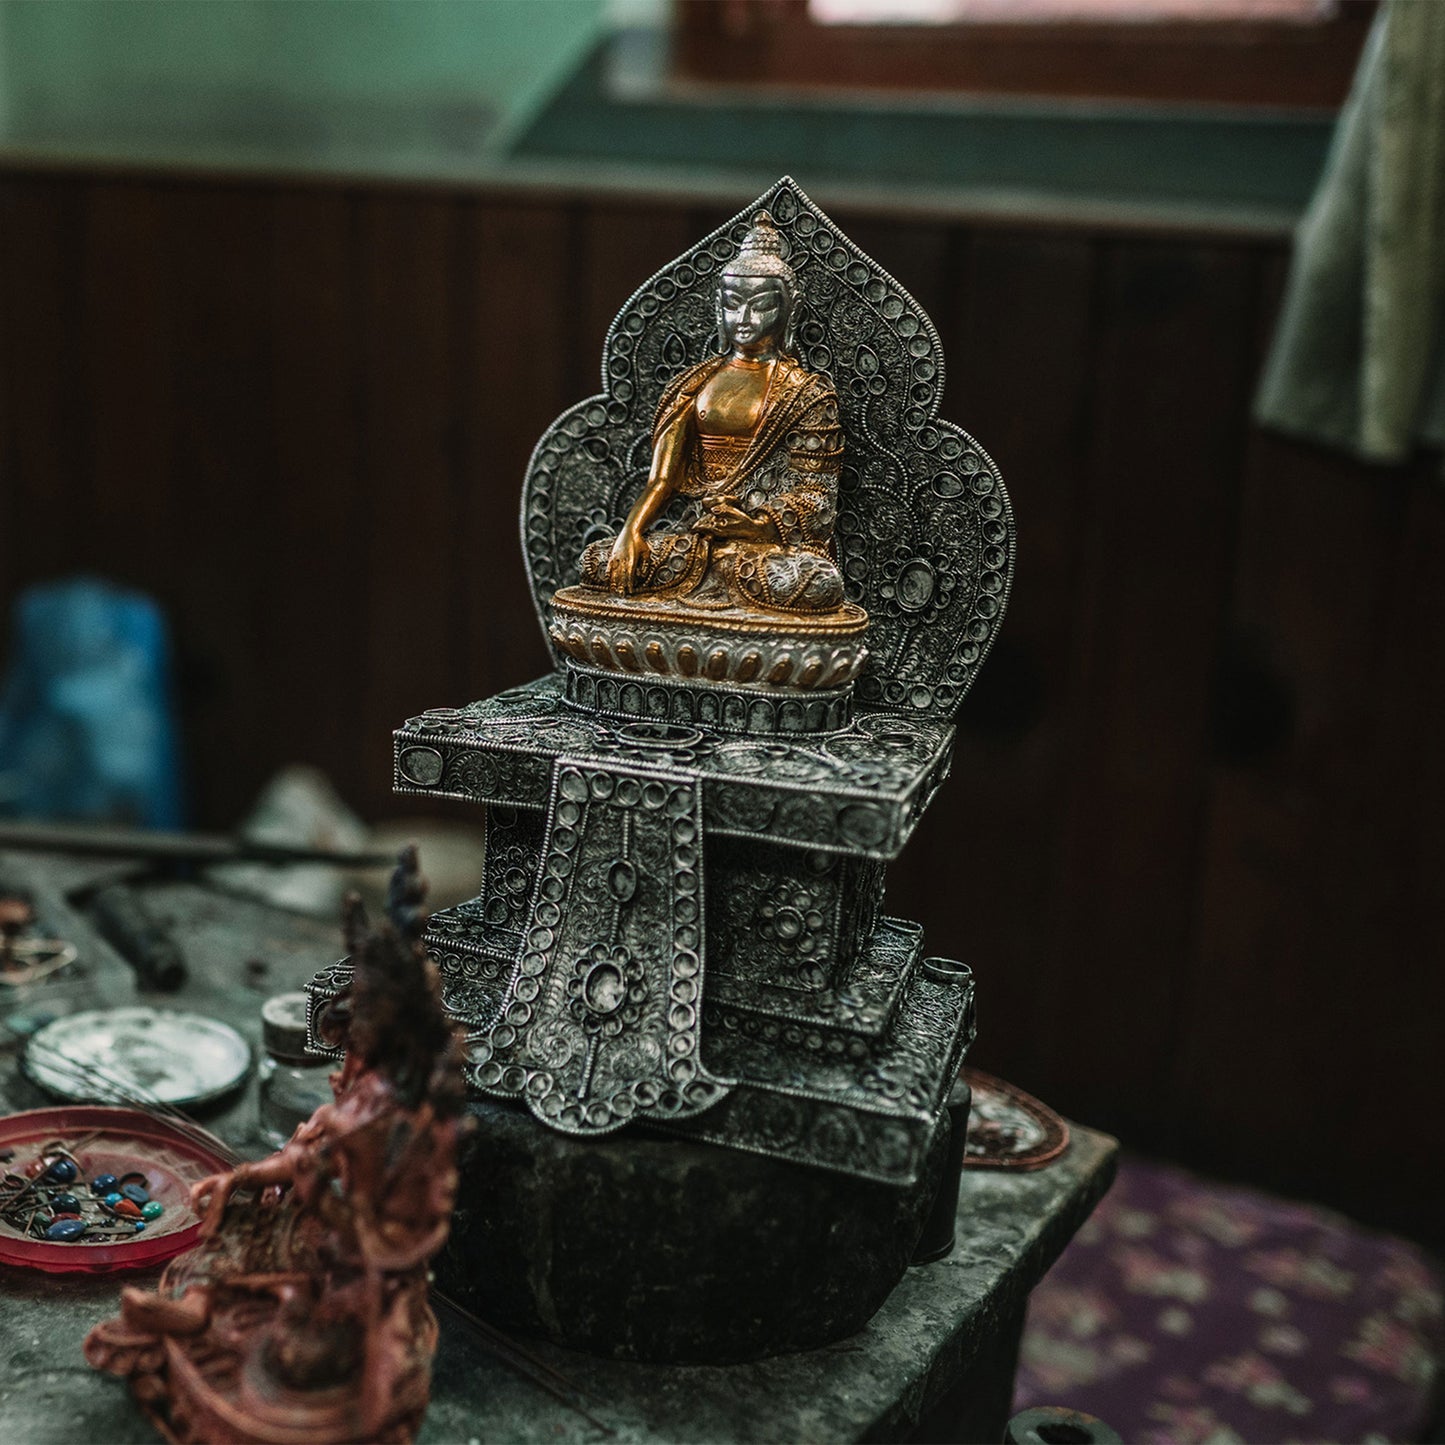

[45,1218,87,1241]
[141,1200,164,1220]
[120,1183,149,1205]
[51,1211,82,1221]
[118,1172,149,1191]
[103,1192,123,1206]
[41,1158,77,1184]
[112,1198,142,1219]
[91,1173,119,1195]
[24,1159,44,1178]
[132,1221,146,1232]
[50,1192,80,1214]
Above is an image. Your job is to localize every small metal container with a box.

[23,1008,251,1108]
[257,992,334,1149]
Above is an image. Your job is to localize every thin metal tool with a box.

[0,821,393,869]
[87,885,187,992]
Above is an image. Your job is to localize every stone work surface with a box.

[0,853,1114,1444]
[424,1130,1116,1443]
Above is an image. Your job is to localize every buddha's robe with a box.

[579,355,846,613]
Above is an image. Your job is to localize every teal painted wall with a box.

[0,0,607,164]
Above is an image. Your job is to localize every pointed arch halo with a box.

[519,176,1014,724]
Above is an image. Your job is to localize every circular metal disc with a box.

[22,1007,252,1108]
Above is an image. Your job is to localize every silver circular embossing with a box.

[896,559,936,612]
[838,803,891,849]
[607,858,637,902]
[582,961,627,1016]
[397,746,445,787]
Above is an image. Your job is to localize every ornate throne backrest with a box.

[520,177,1014,724]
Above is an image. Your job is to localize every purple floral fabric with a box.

[1014,1158,1443,1444]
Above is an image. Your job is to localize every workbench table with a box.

[0,850,1115,1444]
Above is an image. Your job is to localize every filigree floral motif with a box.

[756,882,829,988]
[567,941,646,1037]
[482,843,536,927]
[876,537,960,625]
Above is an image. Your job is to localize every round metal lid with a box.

[22,1007,252,1108]
[260,991,324,1064]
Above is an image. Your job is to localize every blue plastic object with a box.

[0,578,185,827]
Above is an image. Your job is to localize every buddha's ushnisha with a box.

[579,211,847,615]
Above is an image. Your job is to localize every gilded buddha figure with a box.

[552,210,869,690]
[579,211,846,615]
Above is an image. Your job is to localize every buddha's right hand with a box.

[608,528,651,594]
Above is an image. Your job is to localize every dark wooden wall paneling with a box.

[1046,240,1261,1132]
[2,169,1440,1243]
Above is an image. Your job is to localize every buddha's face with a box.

[719,274,789,359]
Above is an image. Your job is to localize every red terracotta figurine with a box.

[85,847,469,1445]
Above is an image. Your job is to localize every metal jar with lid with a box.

[257,991,335,1149]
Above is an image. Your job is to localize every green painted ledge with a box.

[0,14,1331,239]
[510,30,1333,238]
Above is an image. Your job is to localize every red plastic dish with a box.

[0,1105,232,1273]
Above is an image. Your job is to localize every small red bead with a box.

[112,1198,143,1219]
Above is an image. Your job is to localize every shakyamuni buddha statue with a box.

[551,211,869,692]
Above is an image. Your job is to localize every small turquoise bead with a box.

[120,1183,149,1205]
[45,1218,87,1241]
[90,1173,119,1195]
[132,1220,146,1232]
[103,1192,122,1207]
[141,1200,164,1220]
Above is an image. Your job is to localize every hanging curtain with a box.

[1255,0,1445,468]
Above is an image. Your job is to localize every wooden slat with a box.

[0,176,88,594]
[1034,240,1259,1139]
[79,181,178,588]
[1174,432,1430,1237]
[3,167,1444,1239]
[574,201,695,400]
[1337,476,1445,1242]
[260,187,366,808]
[456,200,573,703]
[353,192,464,816]
[892,231,1097,1095]
[163,182,278,827]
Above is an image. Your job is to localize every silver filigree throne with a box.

[308,179,1015,1186]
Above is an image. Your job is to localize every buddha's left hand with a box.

[698,502,774,541]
